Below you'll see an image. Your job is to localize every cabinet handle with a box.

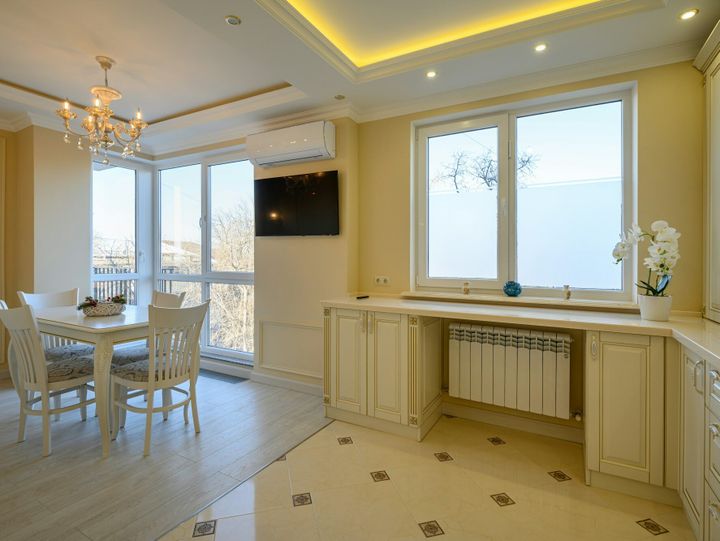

[694,361,705,394]
[710,503,720,521]
[710,424,720,440]
[368,313,374,334]
[591,336,598,358]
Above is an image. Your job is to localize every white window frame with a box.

[413,88,635,301]
[91,158,153,307]
[155,150,255,364]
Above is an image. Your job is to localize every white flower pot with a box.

[638,295,672,322]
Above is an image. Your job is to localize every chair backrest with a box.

[18,288,79,309]
[151,290,186,308]
[17,289,80,349]
[148,302,208,388]
[0,304,48,391]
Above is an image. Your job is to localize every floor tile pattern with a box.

[337,436,353,445]
[162,416,694,541]
[487,436,506,445]
[637,518,670,535]
[370,470,390,482]
[192,520,216,537]
[548,470,572,482]
[418,520,445,537]
[292,493,313,507]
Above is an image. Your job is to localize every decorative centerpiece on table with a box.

[612,220,680,321]
[78,294,127,317]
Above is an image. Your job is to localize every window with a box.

[158,158,255,362]
[416,90,632,300]
[92,163,138,304]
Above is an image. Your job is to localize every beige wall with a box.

[31,126,92,296]
[253,117,359,385]
[358,61,705,312]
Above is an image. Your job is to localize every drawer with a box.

[708,408,720,499]
[708,365,720,419]
[707,482,720,541]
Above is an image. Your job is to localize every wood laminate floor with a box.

[0,370,329,541]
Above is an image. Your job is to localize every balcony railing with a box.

[92,266,137,305]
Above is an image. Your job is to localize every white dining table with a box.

[35,305,149,457]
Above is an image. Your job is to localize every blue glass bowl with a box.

[503,281,522,297]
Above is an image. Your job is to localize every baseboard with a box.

[199,358,253,380]
[587,470,682,507]
[441,402,584,443]
[325,406,427,441]
[250,370,323,397]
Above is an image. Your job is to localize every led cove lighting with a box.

[679,9,699,20]
[534,43,547,52]
[426,70,437,79]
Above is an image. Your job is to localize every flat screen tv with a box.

[254,170,339,236]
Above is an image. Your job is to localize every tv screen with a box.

[254,170,339,236]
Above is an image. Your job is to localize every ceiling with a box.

[0,0,717,157]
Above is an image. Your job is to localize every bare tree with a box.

[431,149,538,193]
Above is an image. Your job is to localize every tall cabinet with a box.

[697,22,720,323]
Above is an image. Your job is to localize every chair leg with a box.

[17,404,27,443]
[183,400,189,425]
[53,394,61,422]
[120,387,128,429]
[111,383,119,440]
[190,379,200,434]
[162,389,171,421]
[143,391,154,456]
[41,394,51,457]
[80,386,88,422]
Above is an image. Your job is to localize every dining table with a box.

[34,305,150,457]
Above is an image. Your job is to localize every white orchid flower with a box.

[650,220,669,232]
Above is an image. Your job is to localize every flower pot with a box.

[638,295,672,322]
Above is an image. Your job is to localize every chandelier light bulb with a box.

[63,99,70,111]
[135,108,143,120]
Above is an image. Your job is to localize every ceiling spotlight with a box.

[225,15,242,26]
[426,70,437,79]
[679,8,699,20]
[534,43,547,53]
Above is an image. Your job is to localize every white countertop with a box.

[321,296,720,366]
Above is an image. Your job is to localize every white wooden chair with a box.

[0,301,95,456]
[18,288,95,360]
[111,301,208,456]
[112,290,186,425]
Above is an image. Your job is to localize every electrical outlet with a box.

[374,275,390,286]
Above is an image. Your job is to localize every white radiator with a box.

[448,324,572,419]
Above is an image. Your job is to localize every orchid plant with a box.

[612,220,681,297]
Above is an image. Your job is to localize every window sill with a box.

[401,290,638,313]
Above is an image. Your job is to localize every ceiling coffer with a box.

[246,120,336,167]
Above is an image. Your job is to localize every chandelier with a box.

[56,56,147,164]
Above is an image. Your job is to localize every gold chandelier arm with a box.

[112,124,136,146]
[63,119,90,139]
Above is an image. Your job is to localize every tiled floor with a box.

[161,416,694,541]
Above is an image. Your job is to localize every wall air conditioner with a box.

[246,120,336,167]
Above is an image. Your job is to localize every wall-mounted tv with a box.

[254,170,339,236]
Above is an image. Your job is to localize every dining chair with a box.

[111,301,208,456]
[0,301,96,456]
[18,288,96,360]
[112,290,186,425]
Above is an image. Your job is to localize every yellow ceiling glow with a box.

[285,0,603,67]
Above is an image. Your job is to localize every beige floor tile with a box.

[213,506,319,541]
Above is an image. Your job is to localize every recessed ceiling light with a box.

[426,70,437,79]
[225,15,242,26]
[679,8,699,20]
[534,43,547,53]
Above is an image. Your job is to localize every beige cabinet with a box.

[585,331,664,485]
[324,308,442,439]
[707,483,720,541]
[681,349,705,539]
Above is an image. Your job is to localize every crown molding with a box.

[694,19,720,72]
[256,0,668,82]
[0,118,13,131]
[355,39,701,123]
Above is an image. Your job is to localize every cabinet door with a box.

[367,312,408,424]
[707,483,720,541]
[329,309,367,414]
[706,54,720,323]
[681,349,705,539]
[585,332,664,485]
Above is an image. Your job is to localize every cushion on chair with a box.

[47,357,94,383]
[111,359,156,382]
[111,345,149,366]
[45,343,95,363]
